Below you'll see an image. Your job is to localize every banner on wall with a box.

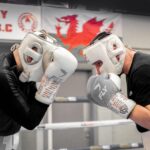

[0,3,41,40]
[42,7,122,62]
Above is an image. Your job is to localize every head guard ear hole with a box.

[32,46,38,52]
[30,42,43,54]
[113,44,117,49]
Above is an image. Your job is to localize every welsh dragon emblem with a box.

[55,14,114,57]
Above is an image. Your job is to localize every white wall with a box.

[123,15,150,49]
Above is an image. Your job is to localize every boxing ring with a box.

[10,121,144,150]
[21,119,143,150]
[12,97,144,150]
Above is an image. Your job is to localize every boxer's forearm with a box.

[129,104,150,130]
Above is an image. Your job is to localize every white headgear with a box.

[83,32,126,74]
[18,30,58,82]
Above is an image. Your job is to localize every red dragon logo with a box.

[55,14,114,57]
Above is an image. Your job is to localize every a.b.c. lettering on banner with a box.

[0,9,13,33]
[0,24,12,32]
[0,10,7,19]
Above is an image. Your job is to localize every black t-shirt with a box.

[0,51,48,136]
[126,51,150,132]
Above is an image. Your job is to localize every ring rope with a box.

[37,119,134,130]
[57,142,143,150]
[54,96,89,103]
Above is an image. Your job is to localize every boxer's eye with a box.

[93,60,103,74]
[51,58,54,62]
[93,60,103,67]
[113,44,117,49]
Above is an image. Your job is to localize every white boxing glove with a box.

[87,73,136,118]
[35,47,78,105]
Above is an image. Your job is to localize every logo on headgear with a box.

[18,12,38,32]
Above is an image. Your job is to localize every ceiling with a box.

[2,0,150,16]
[43,0,150,16]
